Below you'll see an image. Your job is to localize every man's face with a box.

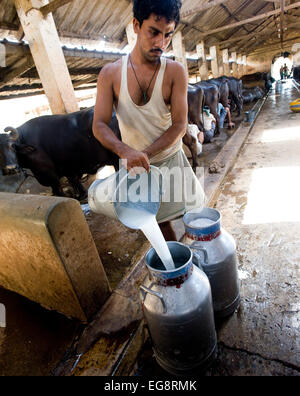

[133,13,175,62]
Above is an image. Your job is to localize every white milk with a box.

[116,205,175,271]
[141,216,175,271]
[189,218,215,228]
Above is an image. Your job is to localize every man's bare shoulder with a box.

[165,58,187,82]
[99,58,122,80]
[165,58,186,73]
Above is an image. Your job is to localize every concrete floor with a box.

[0,105,244,375]
[133,80,300,376]
[2,85,296,376]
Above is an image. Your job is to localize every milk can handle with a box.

[190,242,209,269]
[140,285,167,314]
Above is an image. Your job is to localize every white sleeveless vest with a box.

[116,54,182,164]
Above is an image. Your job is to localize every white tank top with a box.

[116,54,182,164]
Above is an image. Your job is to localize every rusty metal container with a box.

[140,242,217,376]
[183,208,240,318]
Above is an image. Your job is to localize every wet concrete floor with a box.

[0,106,243,376]
[133,80,300,376]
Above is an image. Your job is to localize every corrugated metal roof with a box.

[0,0,300,98]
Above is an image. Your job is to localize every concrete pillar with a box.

[210,45,220,78]
[223,49,230,76]
[172,31,188,73]
[126,20,137,52]
[0,193,111,322]
[196,41,209,80]
[14,0,79,114]
[231,51,238,77]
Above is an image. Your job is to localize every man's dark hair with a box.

[133,0,182,27]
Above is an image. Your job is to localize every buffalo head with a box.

[0,127,21,176]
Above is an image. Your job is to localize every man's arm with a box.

[92,63,150,172]
[142,62,188,159]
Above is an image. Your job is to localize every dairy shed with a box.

[0,0,299,377]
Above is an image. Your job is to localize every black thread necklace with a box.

[129,55,160,105]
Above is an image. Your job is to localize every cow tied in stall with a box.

[0,106,203,200]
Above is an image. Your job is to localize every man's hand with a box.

[120,147,150,174]
[197,131,205,144]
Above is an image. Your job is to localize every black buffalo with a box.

[242,86,264,104]
[0,108,120,201]
[187,84,204,131]
[194,81,220,134]
[242,72,274,93]
[293,66,300,82]
[216,76,243,116]
[208,78,229,109]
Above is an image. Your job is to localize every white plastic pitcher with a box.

[88,166,163,229]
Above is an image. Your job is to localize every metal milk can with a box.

[183,208,240,318]
[140,242,217,376]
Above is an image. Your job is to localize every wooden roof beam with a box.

[220,3,250,34]
[280,0,285,48]
[199,1,300,38]
[214,18,276,47]
[0,56,34,89]
[246,34,300,55]
[39,0,74,17]
[181,0,231,18]
[0,22,19,31]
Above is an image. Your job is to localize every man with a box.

[218,102,235,130]
[93,0,204,240]
[283,64,289,79]
[202,106,216,143]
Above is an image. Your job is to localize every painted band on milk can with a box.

[140,242,217,376]
[183,208,240,318]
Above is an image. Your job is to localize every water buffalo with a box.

[216,76,243,116]
[242,72,274,92]
[242,86,264,104]
[194,81,220,134]
[0,108,120,201]
[293,66,300,82]
[187,84,204,131]
[208,78,229,108]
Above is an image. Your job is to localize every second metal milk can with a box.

[140,242,217,376]
[183,208,240,318]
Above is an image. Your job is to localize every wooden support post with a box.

[222,48,230,76]
[196,41,209,80]
[242,55,247,76]
[172,31,188,74]
[237,54,243,78]
[231,51,238,77]
[210,45,220,78]
[0,43,6,67]
[14,0,78,114]
[126,20,137,52]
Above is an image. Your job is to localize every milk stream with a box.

[140,216,175,271]
[116,205,175,271]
